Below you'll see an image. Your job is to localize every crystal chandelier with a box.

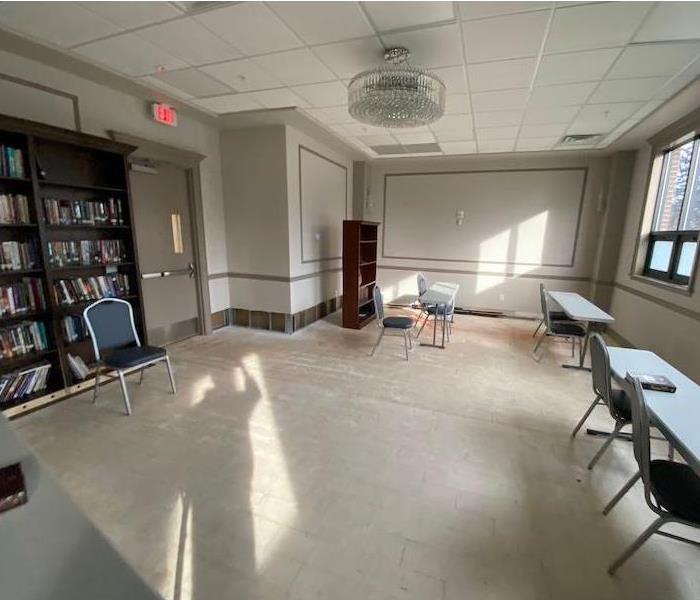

[348,47,446,129]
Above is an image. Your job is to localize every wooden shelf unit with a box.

[342,220,379,329]
[0,113,145,417]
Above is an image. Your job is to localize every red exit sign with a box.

[151,102,177,127]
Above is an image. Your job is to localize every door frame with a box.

[108,130,212,336]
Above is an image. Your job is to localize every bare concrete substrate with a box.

[13,312,700,600]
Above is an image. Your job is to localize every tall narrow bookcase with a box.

[0,114,145,418]
[342,220,379,329]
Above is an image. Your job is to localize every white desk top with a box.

[0,416,163,600]
[547,291,615,323]
[420,281,459,305]
[608,347,700,476]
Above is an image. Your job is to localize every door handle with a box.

[141,266,195,280]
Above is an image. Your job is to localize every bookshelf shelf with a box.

[0,113,145,417]
[342,220,379,329]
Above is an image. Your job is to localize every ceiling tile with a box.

[516,137,559,151]
[344,122,391,136]
[471,88,529,112]
[139,75,194,100]
[0,2,122,47]
[468,57,536,92]
[79,1,182,29]
[194,94,263,113]
[433,66,468,93]
[607,42,700,79]
[305,106,354,124]
[459,2,552,21]
[381,24,463,69]
[153,68,232,97]
[635,2,700,43]
[359,134,397,146]
[270,1,373,45]
[363,2,455,32]
[243,88,308,109]
[536,48,621,85]
[524,105,580,123]
[463,11,550,63]
[292,81,347,107]
[479,139,515,152]
[195,2,301,55]
[440,141,478,154]
[444,94,470,115]
[567,102,644,134]
[253,48,336,86]
[545,3,650,53]
[528,82,596,106]
[74,33,187,76]
[137,18,241,66]
[589,77,668,104]
[519,123,567,138]
[477,126,520,141]
[313,38,385,79]
[201,59,282,92]
[474,110,523,127]
[431,115,474,141]
[394,131,437,144]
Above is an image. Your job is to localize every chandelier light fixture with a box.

[348,47,446,129]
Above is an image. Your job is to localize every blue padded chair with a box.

[370,285,414,360]
[83,298,176,415]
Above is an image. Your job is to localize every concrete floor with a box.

[13,312,700,600]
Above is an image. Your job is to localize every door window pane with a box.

[649,240,673,272]
[676,241,697,278]
[683,155,700,230]
[653,140,694,231]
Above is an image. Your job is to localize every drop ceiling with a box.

[1,1,700,158]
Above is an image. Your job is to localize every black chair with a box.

[604,376,700,575]
[370,285,414,360]
[83,298,176,415]
[532,286,586,360]
[571,333,631,469]
[532,283,570,337]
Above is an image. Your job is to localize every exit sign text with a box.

[151,102,177,127]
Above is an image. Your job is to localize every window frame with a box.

[642,135,700,286]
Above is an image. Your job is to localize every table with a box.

[608,347,700,476]
[0,416,163,600]
[547,291,615,370]
[418,281,459,349]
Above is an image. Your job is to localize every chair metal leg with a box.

[532,330,546,355]
[92,367,100,404]
[138,368,145,385]
[571,395,602,438]
[165,356,176,394]
[117,370,132,416]
[403,330,409,361]
[668,442,675,461]
[417,313,430,337]
[571,337,575,357]
[407,331,413,349]
[608,517,665,575]
[588,421,624,470]
[532,318,543,338]
[603,471,641,515]
[370,329,384,356]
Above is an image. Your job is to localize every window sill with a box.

[630,274,693,296]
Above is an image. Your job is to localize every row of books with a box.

[61,315,89,343]
[0,320,49,360]
[0,362,51,405]
[0,194,31,224]
[47,239,126,268]
[53,274,131,305]
[0,145,25,179]
[0,240,38,271]
[44,197,125,226]
[0,278,46,317]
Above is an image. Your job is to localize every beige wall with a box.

[368,152,616,316]
[0,49,230,313]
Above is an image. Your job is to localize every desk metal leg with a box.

[562,322,592,371]
[420,302,447,349]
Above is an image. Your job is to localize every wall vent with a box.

[558,133,602,146]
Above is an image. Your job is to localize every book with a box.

[0,145,25,178]
[0,321,49,360]
[0,278,46,317]
[61,314,89,343]
[67,353,90,380]
[0,360,51,404]
[0,194,31,224]
[634,374,677,393]
[53,274,130,305]
[44,197,124,226]
[47,239,126,267]
[0,240,38,271]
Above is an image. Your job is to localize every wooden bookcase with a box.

[342,220,379,329]
[0,114,145,417]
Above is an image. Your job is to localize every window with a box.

[644,136,700,285]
